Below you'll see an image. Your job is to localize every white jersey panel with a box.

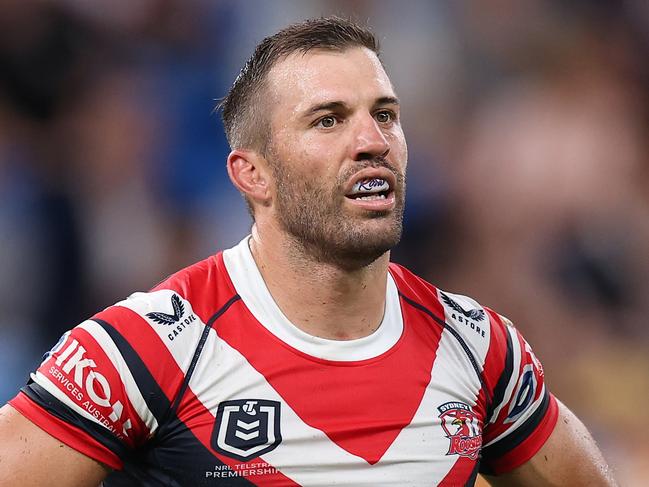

[187,325,474,486]
[438,290,492,372]
[381,326,484,480]
[114,290,205,374]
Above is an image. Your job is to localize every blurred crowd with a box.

[1,0,648,484]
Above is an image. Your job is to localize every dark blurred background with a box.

[1,0,648,483]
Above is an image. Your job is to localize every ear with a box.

[227,149,272,207]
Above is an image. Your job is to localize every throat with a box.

[276,279,387,341]
[258,246,389,340]
[248,230,392,341]
[308,319,382,341]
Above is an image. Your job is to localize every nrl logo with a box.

[212,399,282,461]
[146,294,185,325]
[438,401,482,460]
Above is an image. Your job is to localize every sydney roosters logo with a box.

[438,402,482,460]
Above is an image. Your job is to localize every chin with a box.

[276,195,404,268]
[323,218,403,269]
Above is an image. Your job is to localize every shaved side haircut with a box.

[219,16,379,155]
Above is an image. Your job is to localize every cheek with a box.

[296,133,342,173]
[387,129,407,168]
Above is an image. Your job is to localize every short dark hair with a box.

[218,16,379,153]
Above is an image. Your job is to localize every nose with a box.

[351,113,390,161]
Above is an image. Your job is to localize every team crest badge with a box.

[212,399,282,461]
[438,402,482,460]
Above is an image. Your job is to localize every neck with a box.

[248,223,390,340]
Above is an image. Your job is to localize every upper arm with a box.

[484,399,617,487]
[2,311,168,481]
[0,292,197,486]
[479,314,559,474]
[0,404,109,487]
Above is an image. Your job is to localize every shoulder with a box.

[389,262,519,403]
[11,252,243,466]
[88,253,239,367]
[389,263,557,473]
[100,252,236,328]
[151,252,238,315]
[389,262,509,347]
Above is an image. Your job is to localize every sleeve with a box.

[479,313,559,475]
[8,317,160,470]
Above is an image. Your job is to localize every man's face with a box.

[263,47,408,269]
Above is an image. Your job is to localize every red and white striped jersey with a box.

[11,237,558,486]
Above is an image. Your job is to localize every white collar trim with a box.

[222,236,404,362]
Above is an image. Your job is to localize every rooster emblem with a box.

[438,402,482,460]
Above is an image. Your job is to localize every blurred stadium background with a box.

[1,0,648,484]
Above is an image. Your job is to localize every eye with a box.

[316,115,337,128]
[375,110,394,124]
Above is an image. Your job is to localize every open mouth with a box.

[345,177,392,201]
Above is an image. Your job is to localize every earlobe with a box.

[227,150,271,206]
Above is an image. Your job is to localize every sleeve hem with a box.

[485,393,559,475]
[9,392,123,470]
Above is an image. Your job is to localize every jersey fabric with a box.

[10,236,558,486]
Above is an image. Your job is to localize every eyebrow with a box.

[303,101,349,118]
[302,96,400,118]
[374,96,400,108]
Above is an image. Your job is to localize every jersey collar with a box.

[222,236,404,362]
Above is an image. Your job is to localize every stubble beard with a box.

[270,156,406,270]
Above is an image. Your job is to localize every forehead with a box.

[265,47,395,117]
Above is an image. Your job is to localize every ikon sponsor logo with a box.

[438,401,482,460]
[212,399,282,462]
[46,337,132,438]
